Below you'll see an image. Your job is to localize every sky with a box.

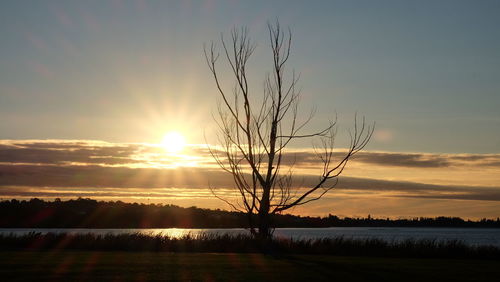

[0,0,499,218]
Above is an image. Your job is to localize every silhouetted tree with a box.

[204,22,374,239]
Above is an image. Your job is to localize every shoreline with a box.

[2,232,499,259]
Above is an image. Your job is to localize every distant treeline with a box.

[1,198,499,228]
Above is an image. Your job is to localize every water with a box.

[1,227,499,247]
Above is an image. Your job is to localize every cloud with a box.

[0,139,499,203]
[0,140,141,165]
[351,152,451,168]
[2,140,500,169]
[334,177,500,202]
[280,150,500,169]
[0,164,232,188]
[1,163,499,202]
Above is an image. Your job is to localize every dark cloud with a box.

[280,151,500,168]
[0,163,499,202]
[333,177,500,201]
[2,140,499,169]
[0,141,141,165]
[0,140,499,203]
[0,187,192,199]
[0,164,233,188]
[351,152,450,168]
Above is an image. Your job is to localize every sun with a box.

[161,131,186,153]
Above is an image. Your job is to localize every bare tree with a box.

[204,22,374,239]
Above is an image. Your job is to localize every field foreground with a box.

[1,251,499,281]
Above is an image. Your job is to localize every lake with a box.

[1,227,499,247]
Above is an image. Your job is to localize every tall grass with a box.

[0,232,498,259]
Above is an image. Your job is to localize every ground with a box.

[1,251,499,281]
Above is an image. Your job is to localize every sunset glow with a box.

[0,1,498,220]
[2,2,500,279]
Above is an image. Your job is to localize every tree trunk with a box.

[257,213,271,239]
[257,189,271,239]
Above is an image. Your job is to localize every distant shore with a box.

[2,198,499,228]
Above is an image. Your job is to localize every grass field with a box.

[1,251,499,281]
[2,232,499,259]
